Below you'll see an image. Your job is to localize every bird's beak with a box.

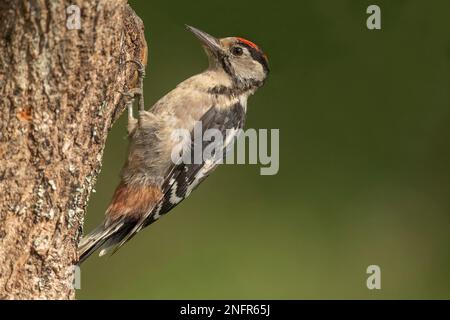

[186,25,222,56]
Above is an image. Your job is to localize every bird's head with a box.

[186,25,269,91]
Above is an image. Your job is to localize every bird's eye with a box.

[231,46,243,56]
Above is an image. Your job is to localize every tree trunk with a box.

[0,0,147,299]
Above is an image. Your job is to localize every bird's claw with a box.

[125,59,145,77]
[120,59,146,126]
[119,88,143,99]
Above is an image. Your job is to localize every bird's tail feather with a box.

[77,220,133,264]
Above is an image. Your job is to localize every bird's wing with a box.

[112,102,247,252]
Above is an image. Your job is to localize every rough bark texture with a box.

[0,0,148,299]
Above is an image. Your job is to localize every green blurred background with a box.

[78,0,450,299]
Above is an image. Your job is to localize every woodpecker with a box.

[78,25,269,262]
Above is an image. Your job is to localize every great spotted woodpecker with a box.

[78,25,269,262]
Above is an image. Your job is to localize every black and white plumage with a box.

[114,103,247,250]
[149,103,246,220]
[78,26,268,262]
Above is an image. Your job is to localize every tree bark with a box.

[0,0,147,299]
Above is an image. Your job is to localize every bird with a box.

[78,25,269,263]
